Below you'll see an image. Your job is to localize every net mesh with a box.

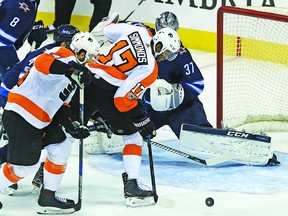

[219,7,288,132]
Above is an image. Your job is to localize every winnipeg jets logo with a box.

[19,2,30,12]
[0,0,3,6]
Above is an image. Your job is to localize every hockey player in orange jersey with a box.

[85,22,181,207]
[0,32,100,214]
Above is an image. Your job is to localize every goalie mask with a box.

[155,11,179,32]
[70,32,100,64]
[150,79,184,111]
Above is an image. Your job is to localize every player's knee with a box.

[45,139,73,164]
[123,132,143,147]
[13,163,40,178]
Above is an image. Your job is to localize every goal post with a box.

[217,6,288,133]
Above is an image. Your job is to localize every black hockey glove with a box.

[133,116,156,139]
[28,20,47,49]
[65,121,90,139]
[55,105,90,139]
[90,112,112,138]
[68,61,92,88]
[124,99,157,139]
[71,69,92,89]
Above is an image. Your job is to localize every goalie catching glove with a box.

[90,12,120,49]
[150,79,184,111]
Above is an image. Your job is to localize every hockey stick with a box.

[122,0,145,22]
[150,140,236,166]
[146,136,158,203]
[86,123,234,166]
[74,88,84,212]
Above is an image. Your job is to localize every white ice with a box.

[0,36,288,216]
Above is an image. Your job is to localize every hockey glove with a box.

[69,61,92,88]
[54,104,90,139]
[124,99,156,139]
[65,121,90,139]
[91,112,112,138]
[71,69,92,89]
[28,20,47,49]
[133,116,157,139]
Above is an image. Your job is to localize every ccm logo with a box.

[227,131,249,138]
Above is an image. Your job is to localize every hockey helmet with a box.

[70,32,100,64]
[152,27,181,61]
[155,11,179,32]
[53,24,80,47]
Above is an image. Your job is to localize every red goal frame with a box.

[216,6,288,129]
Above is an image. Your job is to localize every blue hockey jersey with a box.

[0,0,40,78]
[156,47,204,103]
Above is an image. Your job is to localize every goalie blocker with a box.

[179,124,280,166]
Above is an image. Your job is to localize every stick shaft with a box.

[150,140,238,166]
[74,89,84,211]
[123,0,145,22]
[150,140,207,165]
[146,137,158,203]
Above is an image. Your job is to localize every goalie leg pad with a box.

[84,130,106,154]
[179,124,274,166]
[84,130,123,155]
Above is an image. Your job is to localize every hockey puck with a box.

[0,201,2,209]
[205,197,214,207]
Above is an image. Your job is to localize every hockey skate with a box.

[122,172,155,208]
[37,188,75,215]
[0,183,18,196]
[0,153,18,196]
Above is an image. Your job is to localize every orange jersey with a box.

[5,47,77,129]
[87,23,158,113]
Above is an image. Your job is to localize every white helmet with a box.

[70,32,100,64]
[152,27,181,61]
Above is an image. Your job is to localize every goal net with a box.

[217,6,288,133]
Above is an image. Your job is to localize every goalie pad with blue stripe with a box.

[179,124,274,166]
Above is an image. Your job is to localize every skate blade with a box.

[37,207,75,215]
[125,196,155,208]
